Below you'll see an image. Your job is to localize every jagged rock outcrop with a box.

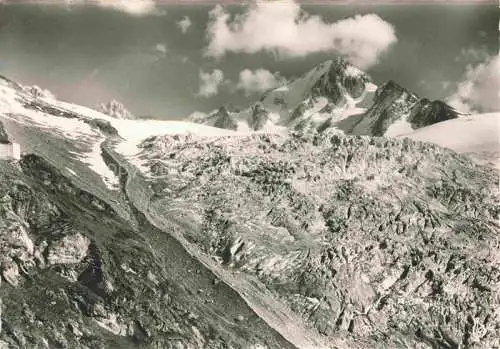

[0,121,8,144]
[409,99,460,128]
[47,233,90,265]
[138,132,500,348]
[23,85,55,100]
[249,103,270,130]
[212,106,238,130]
[310,57,370,104]
[98,100,135,120]
[349,80,460,136]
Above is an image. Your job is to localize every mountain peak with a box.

[212,105,238,130]
[98,100,135,120]
[349,79,459,136]
[310,58,371,104]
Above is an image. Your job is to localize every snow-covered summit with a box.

[193,57,376,134]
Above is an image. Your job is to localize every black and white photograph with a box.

[0,0,498,348]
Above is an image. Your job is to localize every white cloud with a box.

[197,69,225,98]
[205,1,397,69]
[447,54,500,113]
[177,16,192,34]
[155,43,168,56]
[236,68,285,95]
[454,46,490,64]
[64,0,161,16]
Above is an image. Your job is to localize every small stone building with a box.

[0,142,21,160]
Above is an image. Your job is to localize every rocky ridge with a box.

[98,100,135,120]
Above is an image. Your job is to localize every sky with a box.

[0,0,498,119]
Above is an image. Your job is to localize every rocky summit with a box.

[98,100,136,120]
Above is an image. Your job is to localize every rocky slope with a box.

[0,121,8,143]
[0,139,296,349]
[0,76,298,348]
[136,132,499,349]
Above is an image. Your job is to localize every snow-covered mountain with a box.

[191,58,463,139]
[191,58,377,134]
[350,80,461,136]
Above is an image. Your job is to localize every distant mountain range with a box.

[190,57,462,138]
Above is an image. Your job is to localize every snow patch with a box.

[365,82,378,92]
[400,113,500,170]
[344,65,364,77]
[80,141,120,190]
[385,120,414,137]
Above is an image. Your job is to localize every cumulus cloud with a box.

[155,44,167,54]
[177,16,192,34]
[447,54,500,113]
[205,1,397,69]
[236,68,285,95]
[155,43,168,56]
[197,69,225,98]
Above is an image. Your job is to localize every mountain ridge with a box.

[190,58,462,139]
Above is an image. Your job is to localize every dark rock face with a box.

[139,133,500,348]
[356,81,459,136]
[22,99,80,119]
[312,58,370,104]
[249,103,269,130]
[0,121,9,144]
[84,119,119,136]
[212,106,238,130]
[361,80,420,136]
[409,99,460,128]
